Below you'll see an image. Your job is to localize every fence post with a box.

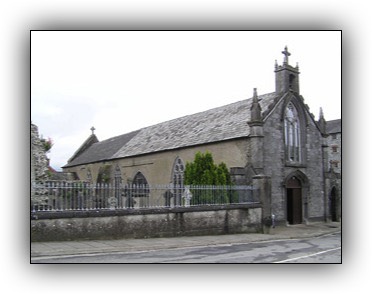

[252,175,271,233]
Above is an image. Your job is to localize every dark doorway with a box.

[330,187,338,222]
[286,177,302,224]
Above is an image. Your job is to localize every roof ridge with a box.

[136,91,277,132]
[93,129,141,145]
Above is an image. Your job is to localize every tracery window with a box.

[284,102,301,162]
[114,165,122,199]
[172,157,185,206]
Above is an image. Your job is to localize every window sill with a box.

[285,162,307,168]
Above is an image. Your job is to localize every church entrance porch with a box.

[286,176,303,224]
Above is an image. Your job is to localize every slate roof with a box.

[64,92,279,167]
[67,134,99,164]
[326,119,341,134]
[64,130,140,167]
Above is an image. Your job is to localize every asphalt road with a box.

[32,232,341,263]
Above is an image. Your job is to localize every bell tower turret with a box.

[275,46,300,94]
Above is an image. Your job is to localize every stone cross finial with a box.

[282,46,291,64]
[90,126,96,134]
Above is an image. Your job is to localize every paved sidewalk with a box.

[31,222,341,258]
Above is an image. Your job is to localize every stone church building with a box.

[63,47,341,225]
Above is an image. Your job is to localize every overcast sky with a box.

[31,31,341,171]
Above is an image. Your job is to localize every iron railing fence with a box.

[31,181,259,212]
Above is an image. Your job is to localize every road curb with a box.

[31,226,341,259]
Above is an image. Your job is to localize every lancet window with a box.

[284,102,301,162]
[172,157,185,206]
[114,165,122,199]
[132,172,149,197]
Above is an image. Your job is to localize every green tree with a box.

[184,151,232,185]
[184,151,233,204]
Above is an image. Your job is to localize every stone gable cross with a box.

[90,126,96,135]
[282,46,291,64]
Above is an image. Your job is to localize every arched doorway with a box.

[286,176,302,224]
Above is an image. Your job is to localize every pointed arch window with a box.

[114,165,122,200]
[132,172,149,197]
[172,157,185,206]
[284,102,301,162]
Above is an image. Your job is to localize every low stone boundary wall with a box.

[31,204,262,242]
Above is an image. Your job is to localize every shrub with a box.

[184,151,234,204]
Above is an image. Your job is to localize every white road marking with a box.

[273,247,341,263]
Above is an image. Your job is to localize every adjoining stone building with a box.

[326,119,342,174]
[63,47,341,225]
[325,118,342,221]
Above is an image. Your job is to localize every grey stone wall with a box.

[31,205,262,242]
[31,123,51,206]
[262,96,286,221]
[31,123,49,182]
[304,118,326,219]
[326,132,341,174]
